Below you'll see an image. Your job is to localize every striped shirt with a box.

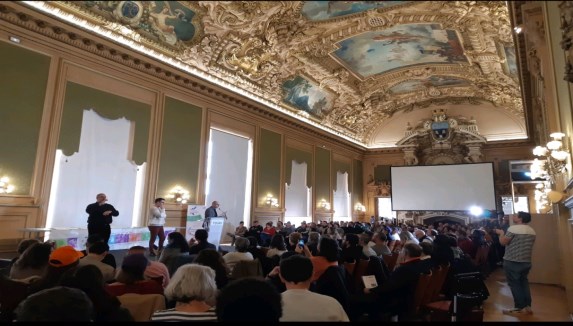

[504,224,536,263]
[150,307,217,322]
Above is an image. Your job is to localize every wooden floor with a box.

[483,267,571,322]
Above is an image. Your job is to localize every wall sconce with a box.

[319,198,331,210]
[534,181,565,213]
[0,176,15,194]
[531,132,570,184]
[354,203,366,212]
[265,193,279,208]
[166,185,190,204]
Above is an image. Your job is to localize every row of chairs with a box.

[413,264,451,321]
[413,263,488,322]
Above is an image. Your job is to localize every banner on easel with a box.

[186,204,207,241]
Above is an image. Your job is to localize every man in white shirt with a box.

[278,255,349,322]
[79,241,115,282]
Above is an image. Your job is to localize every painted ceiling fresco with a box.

[389,76,470,94]
[333,24,467,78]
[301,1,409,21]
[44,1,525,148]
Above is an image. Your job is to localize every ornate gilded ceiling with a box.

[42,1,526,148]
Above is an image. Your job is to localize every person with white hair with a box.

[151,264,218,321]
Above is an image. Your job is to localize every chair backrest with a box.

[426,264,450,303]
[343,261,356,277]
[0,274,31,322]
[117,293,166,322]
[384,252,400,272]
[230,259,263,280]
[353,259,370,291]
[414,272,433,313]
[473,245,489,266]
[422,266,442,305]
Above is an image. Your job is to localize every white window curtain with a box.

[46,109,146,231]
[205,129,252,242]
[333,171,351,221]
[284,160,311,227]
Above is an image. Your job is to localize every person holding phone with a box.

[296,237,340,282]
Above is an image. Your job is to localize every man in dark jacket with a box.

[364,243,431,320]
[86,193,119,244]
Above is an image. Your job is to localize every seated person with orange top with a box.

[105,254,163,297]
[296,237,340,282]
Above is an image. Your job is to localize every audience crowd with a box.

[0,216,503,322]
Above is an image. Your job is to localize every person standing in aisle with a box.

[496,211,536,315]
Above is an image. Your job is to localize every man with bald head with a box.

[86,193,119,244]
[203,201,220,232]
[414,229,433,244]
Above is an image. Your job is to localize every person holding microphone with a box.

[148,198,167,257]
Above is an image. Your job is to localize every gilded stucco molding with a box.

[11,0,526,149]
[0,2,366,153]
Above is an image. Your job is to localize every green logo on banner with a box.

[187,214,202,222]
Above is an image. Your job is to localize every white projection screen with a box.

[391,163,496,211]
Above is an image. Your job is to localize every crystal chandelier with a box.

[530,132,569,184]
[0,176,15,194]
[166,185,190,204]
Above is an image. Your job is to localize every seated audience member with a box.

[223,237,253,272]
[246,236,266,262]
[341,234,366,263]
[362,243,431,320]
[81,234,116,269]
[306,232,321,256]
[106,254,163,296]
[151,265,218,321]
[260,222,277,247]
[432,234,455,267]
[28,245,84,295]
[194,249,230,289]
[266,234,288,258]
[5,239,40,276]
[278,255,349,322]
[189,229,217,255]
[415,229,433,244]
[286,232,302,252]
[127,246,170,288]
[419,241,434,271]
[59,265,133,322]
[297,237,340,282]
[216,278,282,322]
[370,232,392,256]
[15,286,94,322]
[360,233,377,257]
[9,242,51,281]
[246,220,263,244]
[227,221,247,246]
[457,230,473,256]
[78,241,115,282]
[159,232,191,273]
[282,222,295,237]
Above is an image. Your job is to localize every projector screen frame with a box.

[389,162,497,212]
